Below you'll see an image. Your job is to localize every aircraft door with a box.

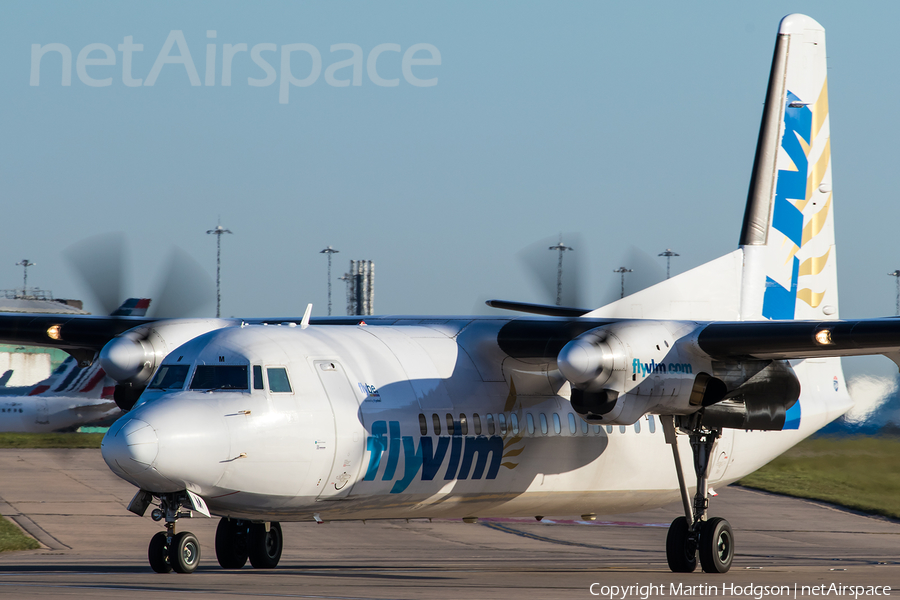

[314,361,365,499]
[35,399,49,425]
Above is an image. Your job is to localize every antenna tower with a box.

[206,222,233,318]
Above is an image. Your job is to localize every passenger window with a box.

[149,364,190,390]
[459,413,468,435]
[267,367,292,393]
[580,417,588,435]
[634,420,641,434]
[432,413,442,435]
[498,413,508,435]
[446,413,455,436]
[190,365,248,390]
[419,414,428,436]
[539,413,549,435]
[486,413,495,435]
[526,413,535,435]
[511,413,519,435]
[619,425,627,434]
[253,365,264,390]
[473,413,482,435]
[605,425,612,434]
[552,413,561,435]
[568,413,577,435]
[648,415,656,433]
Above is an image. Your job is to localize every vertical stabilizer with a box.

[740,14,837,321]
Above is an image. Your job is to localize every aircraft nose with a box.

[102,417,159,478]
[102,394,232,493]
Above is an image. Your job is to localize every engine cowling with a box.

[100,318,233,387]
[557,321,801,429]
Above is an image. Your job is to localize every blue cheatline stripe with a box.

[783,400,801,430]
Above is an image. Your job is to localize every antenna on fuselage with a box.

[301,303,312,329]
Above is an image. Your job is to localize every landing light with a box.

[46,325,62,340]
[815,329,833,345]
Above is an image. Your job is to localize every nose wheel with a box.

[660,415,735,574]
[148,527,201,574]
[143,492,204,574]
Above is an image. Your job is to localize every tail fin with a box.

[110,298,151,317]
[740,14,837,321]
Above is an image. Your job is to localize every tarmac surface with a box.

[0,449,898,599]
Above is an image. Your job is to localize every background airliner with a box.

[0,14,893,576]
[0,356,118,433]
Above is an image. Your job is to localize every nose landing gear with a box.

[660,415,735,574]
[146,495,202,574]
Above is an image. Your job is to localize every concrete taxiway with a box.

[0,449,898,599]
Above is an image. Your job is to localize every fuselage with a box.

[101,319,853,522]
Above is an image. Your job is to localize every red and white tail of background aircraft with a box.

[0,14,892,575]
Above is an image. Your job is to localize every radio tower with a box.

[658,248,680,279]
[548,236,574,306]
[613,267,633,299]
[320,246,339,316]
[889,270,900,315]
[206,222,232,318]
[15,259,35,298]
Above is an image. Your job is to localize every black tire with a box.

[216,518,250,569]
[699,517,734,573]
[666,516,697,573]
[170,531,201,574]
[148,531,172,573]
[248,522,283,569]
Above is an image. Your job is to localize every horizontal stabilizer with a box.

[485,300,590,317]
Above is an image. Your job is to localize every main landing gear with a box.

[660,415,735,574]
[133,490,284,573]
[215,518,283,569]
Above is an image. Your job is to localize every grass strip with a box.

[0,433,103,449]
[738,435,900,520]
[0,515,40,552]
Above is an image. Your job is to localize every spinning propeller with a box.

[514,233,668,312]
[65,233,218,410]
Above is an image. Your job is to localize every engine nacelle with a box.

[558,321,711,425]
[100,319,233,387]
[558,321,802,428]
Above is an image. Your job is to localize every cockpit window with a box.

[148,365,190,390]
[266,367,292,393]
[189,365,249,390]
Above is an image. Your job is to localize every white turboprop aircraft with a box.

[0,14,890,575]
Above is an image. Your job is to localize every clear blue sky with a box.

[2,2,898,377]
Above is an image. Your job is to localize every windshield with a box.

[148,365,190,390]
[189,365,249,390]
